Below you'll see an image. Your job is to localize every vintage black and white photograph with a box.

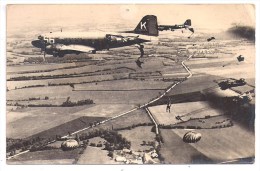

[5,4,255,165]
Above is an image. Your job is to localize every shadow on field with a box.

[205,93,255,132]
[149,90,254,132]
[191,154,213,164]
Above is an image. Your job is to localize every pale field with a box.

[7,106,89,138]
[148,101,223,125]
[7,80,49,90]
[118,126,156,152]
[6,104,136,139]
[171,123,255,162]
[7,74,121,90]
[77,146,118,164]
[7,86,73,100]
[192,64,254,80]
[176,115,232,128]
[71,104,136,117]
[7,85,164,105]
[7,99,67,106]
[80,109,152,132]
[186,58,235,69]
[189,44,255,80]
[7,62,81,73]
[7,65,134,79]
[75,79,171,91]
[186,55,237,65]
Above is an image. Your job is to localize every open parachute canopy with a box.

[61,139,79,150]
[183,131,202,143]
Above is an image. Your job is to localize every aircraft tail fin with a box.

[184,19,192,26]
[134,15,158,36]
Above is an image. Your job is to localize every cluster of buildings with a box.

[113,148,159,164]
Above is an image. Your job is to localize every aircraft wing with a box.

[57,44,95,53]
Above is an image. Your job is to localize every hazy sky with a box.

[7,4,255,35]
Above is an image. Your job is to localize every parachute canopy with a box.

[183,131,202,143]
[61,139,79,150]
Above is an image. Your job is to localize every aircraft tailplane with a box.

[184,19,192,26]
[134,15,158,36]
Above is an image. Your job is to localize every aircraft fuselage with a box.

[158,24,185,31]
[32,15,159,57]
[32,32,151,56]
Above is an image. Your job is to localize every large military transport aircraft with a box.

[158,19,194,33]
[31,15,159,58]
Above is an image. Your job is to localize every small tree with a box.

[108,151,113,158]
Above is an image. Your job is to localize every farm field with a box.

[77,146,117,164]
[79,108,153,133]
[164,74,221,96]
[118,126,156,152]
[174,115,232,129]
[26,116,108,140]
[74,79,172,91]
[7,104,136,139]
[170,123,255,162]
[160,129,212,164]
[148,101,223,125]
[7,148,82,164]
[7,83,164,105]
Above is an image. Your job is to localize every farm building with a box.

[115,156,127,162]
